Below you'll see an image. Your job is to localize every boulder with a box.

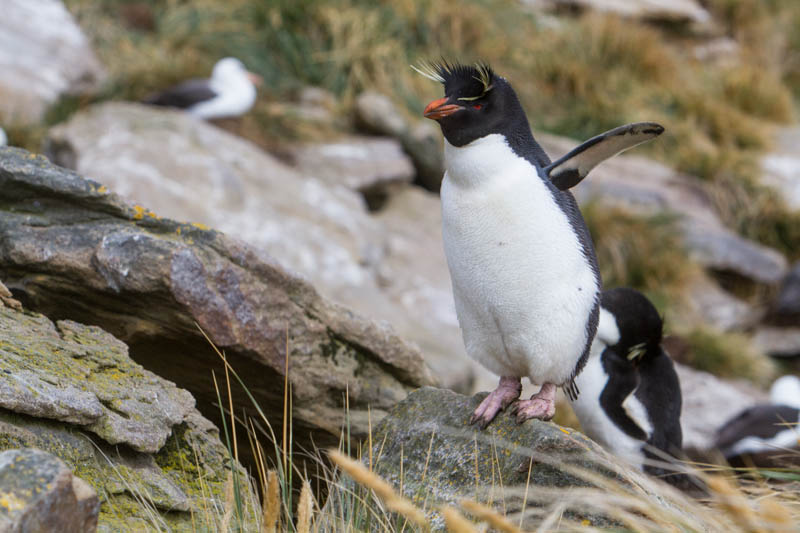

[683,275,758,331]
[0,448,99,533]
[770,261,800,324]
[0,0,106,125]
[752,326,800,359]
[523,0,713,30]
[0,147,434,457]
[282,136,415,209]
[354,91,444,191]
[537,132,789,286]
[356,387,689,531]
[0,301,256,531]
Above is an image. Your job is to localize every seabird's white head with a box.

[770,375,800,409]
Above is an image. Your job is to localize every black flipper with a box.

[143,79,218,109]
[544,122,664,190]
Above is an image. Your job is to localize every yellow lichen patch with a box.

[190,222,209,231]
[132,205,146,220]
[558,427,571,435]
[96,185,107,194]
[0,491,27,512]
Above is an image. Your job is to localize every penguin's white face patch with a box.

[595,308,621,348]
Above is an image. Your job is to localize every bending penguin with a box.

[143,57,262,120]
[569,288,684,483]
[713,375,800,467]
[417,60,663,427]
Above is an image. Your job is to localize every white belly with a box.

[571,346,646,468]
[441,134,598,385]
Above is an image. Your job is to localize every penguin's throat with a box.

[444,134,523,188]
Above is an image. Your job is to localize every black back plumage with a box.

[600,288,683,479]
[143,79,218,109]
[715,404,799,465]
[421,61,601,391]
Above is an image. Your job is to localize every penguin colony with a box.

[420,61,688,479]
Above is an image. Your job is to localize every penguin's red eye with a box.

[473,104,482,110]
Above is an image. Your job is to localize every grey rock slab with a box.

[523,0,713,29]
[283,136,415,203]
[0,448,99,533]
[0,307,194,453]
[771,261,800,324]
[683,274,759,332]
[0,146,433,450]
[0,0,106,125]
[45,101,381,296]
[752,326,800,358]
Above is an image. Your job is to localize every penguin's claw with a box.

[511,382,557,423]
[469,376,522,428]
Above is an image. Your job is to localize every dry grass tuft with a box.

[260,470,280,533]
[440,506,478,533]
[682,326,777,385]
[297,480,315,533]
[461,499,522,533]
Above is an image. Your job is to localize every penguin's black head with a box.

[417,61,526,147]
[601,287,664,365]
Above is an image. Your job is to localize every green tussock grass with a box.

[681,326,777,385]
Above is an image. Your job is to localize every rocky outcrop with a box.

[0,300,256,531]
[0,0,105,125]
[524,0,713,31]
[0,147,433,454]
[771,261,800,325]
[361,387,689,531]
[0,448,99,533]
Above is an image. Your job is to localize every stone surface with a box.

[0,448,99,533]
[354,91,444,191]
[771,261,800,324]
[0,0,106,125]
[538,132,789,286]
[684,275,758,331]
[283,136,415,208]
[675,364,768,450]
[524,0,713,29]
[761,127,800,211]
[0,308,194,453]
[356,387,688,531]
[46,102,381,297]
[0,147,433,452]
[752,326,800,358]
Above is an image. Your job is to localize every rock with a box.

[45,102,381,298]
[0,281,21,311]
[0,0,106,125]
[354,91,444,191]
[683,275,758,331]
[675,364,768,450]
[761,127,800,211]
[0,448,99,533]
[524,0,713,30]
[0,147,433,453]
[0,309,194,453]
[752,326,800,358]
[537,132,789,286]
[358,387,688,530]
[283,136,415,210]
[770,261,800,324]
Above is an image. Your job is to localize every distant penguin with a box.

[143,57,262,119]
[714,375,800,467]
[569,288,684,482]
[417,60,663,428]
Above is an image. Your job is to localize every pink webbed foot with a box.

[511,382,557,423]
[469,376,522,429]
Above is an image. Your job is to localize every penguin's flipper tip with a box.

[545,121,665,190]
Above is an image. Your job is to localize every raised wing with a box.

[143,79,218,109]
[545,122,664,190]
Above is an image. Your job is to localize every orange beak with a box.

[247,71,263,87]
[423,97,462,120]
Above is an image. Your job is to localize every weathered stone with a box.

[0,0,106,125]
[683,275,758,331]
[524,0,713,30]
[538,132,789,286]
[771,261,800,324]
[752,326,800,358]
[283,136,415,208]
[0,147,434,455]
[0,308,194,453]
[675,364,768,450]
[45,102,381,296]
[761,127,800,211]
[0,448,99,533]
[353,387,687,531]
[354,91,444,191]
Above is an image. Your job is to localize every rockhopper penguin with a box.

[417,61,664,427]
[569,288,683,481]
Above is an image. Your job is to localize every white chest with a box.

[440,135,597,381]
